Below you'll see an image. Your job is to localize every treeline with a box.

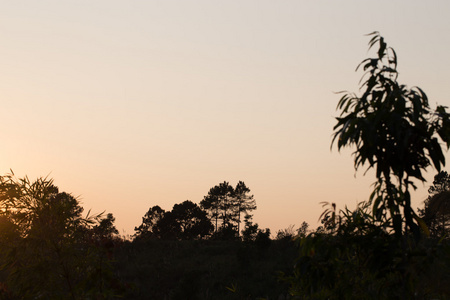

[3,32,450,299]
[133,181,264,241]
[0,174,300,299]
[1,169,449,299]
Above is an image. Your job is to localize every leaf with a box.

[412,212,430,237]
[367,32,380,50]
[365,31,379,36]
[378,36,386,59]
[356,58,372,72]
[226,283,238,293]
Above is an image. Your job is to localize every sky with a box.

[1,1,450,236]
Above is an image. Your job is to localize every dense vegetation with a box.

[286,32,450,299]
[1,32,450,299]
[0,174,123,299]
[0,174,302,299]
[114,238,296,299]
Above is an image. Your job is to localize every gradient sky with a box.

[1,1,450,236]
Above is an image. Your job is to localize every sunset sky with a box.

[1,1,450,236]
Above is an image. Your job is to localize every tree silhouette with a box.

[0,175,90,239]
[422,191,450,237]
[154,211,179,239]
[233,181,256,236]
[428,171,450,196]
[420,171,450,237]
[169,200,213,240]
[134,205,165,239]
[92,213,119,240]
[200,185,221,233]
[201,181,256,237]
[332,32,450,237]
[241,214,258,242]
[287,33,450,299]
[136,201,213,240]
[217,182,235,231]
[200,182,235,233]
[0,173,118,298]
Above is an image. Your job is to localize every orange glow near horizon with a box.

[1,1,449,236]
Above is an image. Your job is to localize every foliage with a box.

[200,181,235,233]
[422,191,450,238]
[241,214,259,242]
[153,210,179,239]
[296,221,309,238]
[134,205,165,239]
[116,237,296,299]
[170,200,214,239]
[255,228,271,251]
[201,181,256,238]
[135,200,213,240]
[0,175,89,238]
[275,224,297,240]
[135,181,255,242]
[332,32,450,237]
[0,173,122,299]
[92,212,119,240]
[428,170,450,195]
[275,222,309,241]
[420,171,450,237]
[234,181,257,235]
[286,32,450,299]
[157,200,214,240]
[286,202,450,299]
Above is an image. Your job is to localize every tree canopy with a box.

[200,181,256,237]
[0,173,121,298]
[420,171,450,237]
[134,205,165,239]
[134,201,213,240]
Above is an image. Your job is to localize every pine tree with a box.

[233,181,256,236]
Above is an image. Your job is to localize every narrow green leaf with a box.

[412,212,429,237]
